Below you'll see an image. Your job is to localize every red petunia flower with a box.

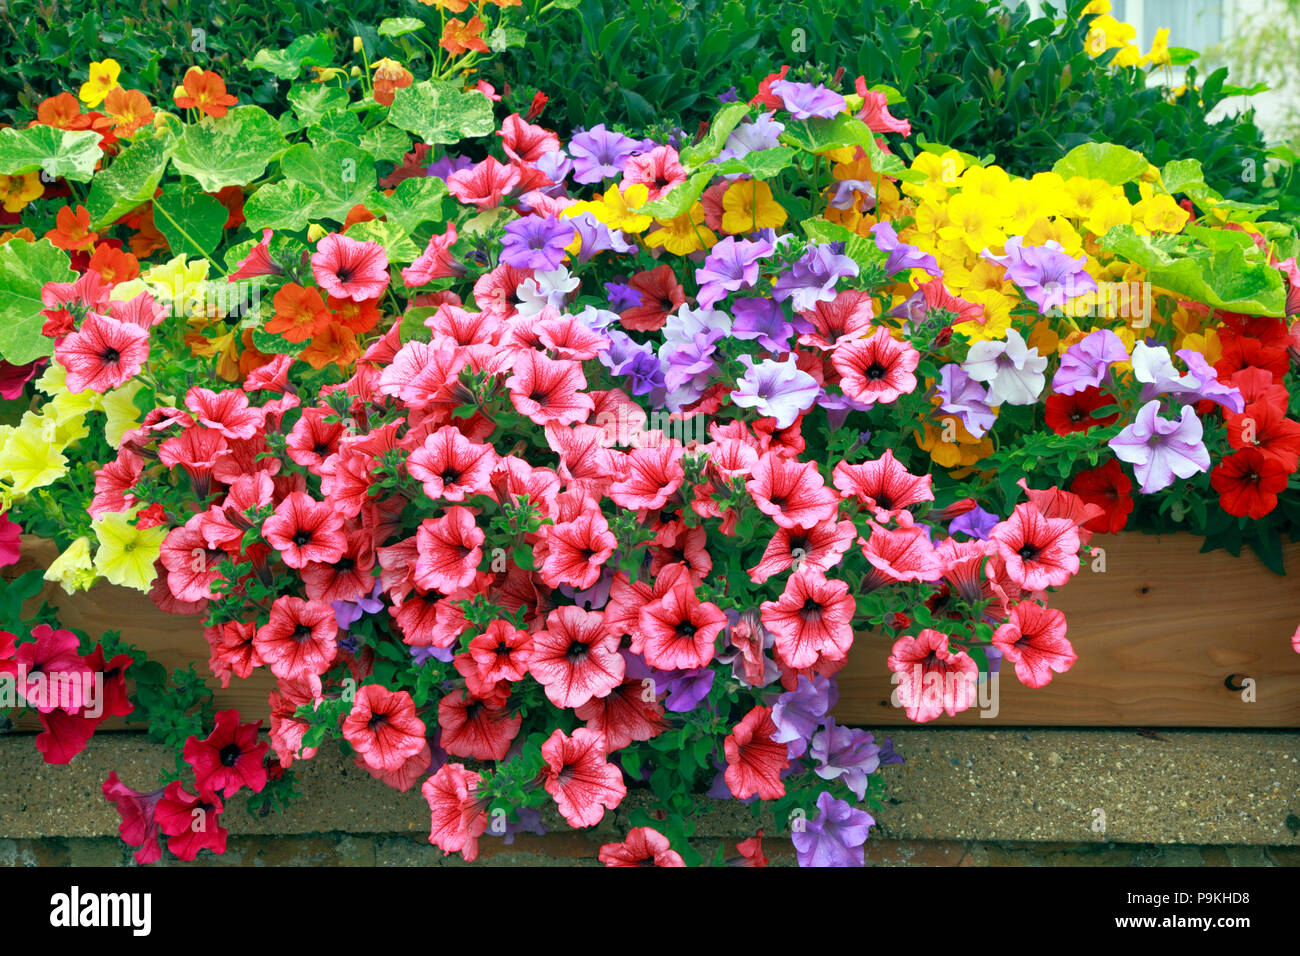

[760,569,855,669]
[528,605,624,709]
[447,156,521,209]
[498,112,560,164]
[886,628,978,723]
[609,441,685,511]
[992,601,1076,688]
[831,449,934,521]
[403,222,464,286]
[184,386,264,440]
[102,772,165,865]
[422,762,489,861]
[638,577,727,671]
[342,684,427,773]
[746,453,840,530]
[311,233,390,302]
[1069,459,1134,534]
[55,312,149,393]
[735,829,769,867]
[989,502,1080,590]
[261,491,348,569]
[437,689,521,761]
[182,709,269,796]
[622,145,687,201]
[1044,386,1119,435]
[155,782,227,860]
[620,265,685,332]
[1211,447,1289,519]
[574,678,666,752]
[253,595,338,680]
[831,327,920,406]
[504,350,594,426]
[797,290,875,350]
[406,425,498,502]
[598,827,685,867]
[723,705,789,800]
[1226,401,1300,473]
[541,727,627,828]
[413,506,484,595]
[539,511,617,590]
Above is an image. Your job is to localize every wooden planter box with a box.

[8,532,1300,729]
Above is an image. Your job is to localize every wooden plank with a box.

[834,532,1300,727]
[8,533,1300,729]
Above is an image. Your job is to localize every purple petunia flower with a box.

[827,177,875,210]
[772,675,837,759]
[793,791,874,867]
[876,736,904,766]
[605,281,642,311]
[1132,342,1244,413]
[731,297,792,353]
[935,364,996,437]
[332,578,384,631]
[569,124,643,184]
[411,644,455,665]
[532,149,573,192]
[769,80,846,119]
[660,667,716,712]
[1108,400,1210,494]
[599,330,664,396]
[870,221,941,277]
[1052,328,1130,395]
[717,112,786,164]
[502,806,549,845]
[567,211,634,264]
[982,236,1097,315]
[948,504,1000,540]
[731,355,819,429]
[427,153,473,181]
[772,242,859,312]
[810,720,881,801]
[499,215,576,271]
[718,86,739,103]
[695,235,775,309]
[664,305,731,349]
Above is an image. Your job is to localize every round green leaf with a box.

[387,81,496,146]
[171,106,291,193]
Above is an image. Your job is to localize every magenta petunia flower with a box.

[310,233,390,301]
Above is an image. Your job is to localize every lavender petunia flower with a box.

[605,281,642,311]
[411,644,454,665]
[502,806,549,845]
[600,330,664,396]
[769,80,846,119]
[717,112,786,164]
[569,124,642,184]
[567,211,633,264]
[793,791,874,867]
[948,504,1000,540]
[718,86,739,103]
[731,354,819,429]
[427,153,473,181]
[731,297,792,353]
[1131,342,1245,413]
[695,235,774,309]
[935,364,996,437]
[828,178,875,210]
[1052,328,1129,395]
[772,675,837,759]
[773,242,859,312]
[664,305,731,349]
[962,329,1047,406]
[870,221,941,277]
[1108,400,1210,494]
[332,578,384,630]
[660,667,716,712]
[809,720,881,801]
[876,736,904,766]
[982,236,1097,315]
[500,216,576,271]
[533,149,573,193]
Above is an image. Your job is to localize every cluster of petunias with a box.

[6,55,1298,867]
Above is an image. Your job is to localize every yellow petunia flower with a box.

[0,420,68,494]
[44,536,98,595]
[79,58,122,107]
[92,511,166,593]
[101,380,144,448]
[143,255,209,316]
[720,179,787,234]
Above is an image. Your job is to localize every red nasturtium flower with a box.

[440,16,490,55]
[268,283,330,343]
[44,205,97,251]
[183,709,269,796]
[371,57,414,106]
[173,67,238,117]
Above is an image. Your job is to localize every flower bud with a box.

[352,36,363,54]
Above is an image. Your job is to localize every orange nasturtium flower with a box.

[37,92,92,130]
[0,173,43,213]
[267,283,330,344]
[440,16,490,56]
[371,58,414,107]
[173,67,238,118]
[44,206,98,251]
[418,0,470,11]
[78,59,121,107]
[103,88,154,135]
[86,243,140,285]
[299,323,362,371]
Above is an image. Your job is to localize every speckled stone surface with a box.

[2,729,1298,847]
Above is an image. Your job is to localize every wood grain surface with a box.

[8,532,1300,730]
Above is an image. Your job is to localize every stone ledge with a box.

[2,729,1298,846]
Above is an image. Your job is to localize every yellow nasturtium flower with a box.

[567,182,652,234]
[903,150,965,203]
[939,192,1005,254]
[644,203,715,256]
[44,537,98,595]
[1135,193,1190,233]
[78,58,122,107]
[0,172,44,213]
[720,179,787,233]
[92,511,166,593]
[1142,28,1172,68]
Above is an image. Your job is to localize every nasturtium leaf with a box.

[1160,158,1204,196]
[679,100,752,168]
[487,25,526,52]
[359,125,412,164]
[288,84,351,126]
[373,176,448,235]
[387,81,496,145]
[279,140,377,223]
[712,145,797,179]
[0,126,103,183]
[251,327,305,357]
[0,239,73,364]
[152,185,228,260]
[778,113,924,182]
[801,217,882,274]
[1100,224,1285,316]
[635,168,715,219]
[1052,142,1150,185]
[308,110,366,149]
[245,34,334,80]
[85,135,171,230]
[377,16,425,38]
[170,106,290,192]
[347,219,421,263]
[242,180,322,233]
